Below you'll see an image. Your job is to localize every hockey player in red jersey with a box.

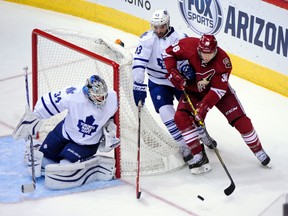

[162,34,271,174]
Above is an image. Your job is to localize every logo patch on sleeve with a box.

[223,57,231,68]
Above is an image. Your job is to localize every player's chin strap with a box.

[183,90,235,196]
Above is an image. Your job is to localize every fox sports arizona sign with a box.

[179,0,223,35]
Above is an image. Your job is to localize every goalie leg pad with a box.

[24,139,42,160]
[45,155,115,190]
[24,150,44,178]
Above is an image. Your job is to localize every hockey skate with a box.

[255,149,271,167]
[188,146,211,174]
[180,145,193,163]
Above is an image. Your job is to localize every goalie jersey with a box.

[33,85,118,145]
[132,27,187,87]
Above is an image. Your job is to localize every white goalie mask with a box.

[150,9,171,33]
[83,75,108,108]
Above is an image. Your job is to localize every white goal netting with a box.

[32,28,184,177]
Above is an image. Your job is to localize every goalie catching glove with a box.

[98,119,120,152]
[12,107,42,141]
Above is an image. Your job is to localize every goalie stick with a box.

[21,66,36,193]
[183,90,235,196]
[136,101,142,199]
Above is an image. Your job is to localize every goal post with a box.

[31,28,185,178]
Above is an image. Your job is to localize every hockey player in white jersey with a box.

[13,75,120,189]
[132,9,195,163]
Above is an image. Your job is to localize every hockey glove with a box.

[12,108,42,141]
[195,101,210,123]
[166,68,187,90]
[180,64,196,80]
[133,82,147,106]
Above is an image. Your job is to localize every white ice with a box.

[1,1,288,216]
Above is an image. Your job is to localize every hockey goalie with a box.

[12,74,120,190]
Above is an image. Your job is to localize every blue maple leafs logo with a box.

[157,58,165,69]
[66,87,76,94]
[77,115,98,137]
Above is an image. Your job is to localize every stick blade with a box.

[224,182,235,196]
[21,183,35,193]
[137,191,142,199]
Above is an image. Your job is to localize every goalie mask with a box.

[150,9,171,38]
[83,75,108,108]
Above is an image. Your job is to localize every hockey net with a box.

[31,28,184,178]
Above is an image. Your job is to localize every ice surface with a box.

[0,2,288,216]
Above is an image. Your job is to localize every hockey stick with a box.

[183,90,235,196]
[21,66,36,193]
[23,66,30,108]
[136,100,142,199]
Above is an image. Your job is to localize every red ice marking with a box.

[121,179,199,216]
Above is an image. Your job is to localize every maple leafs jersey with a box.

[33,85,118,145]
[132,27,187,87]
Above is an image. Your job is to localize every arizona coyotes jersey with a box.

[132,27,187,87]
[33,85,118,145]
[163,37,232,107]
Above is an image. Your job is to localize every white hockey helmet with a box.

[83,75,108,108]
[150,9,170,29]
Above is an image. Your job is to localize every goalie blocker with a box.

[12,107,42,141]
